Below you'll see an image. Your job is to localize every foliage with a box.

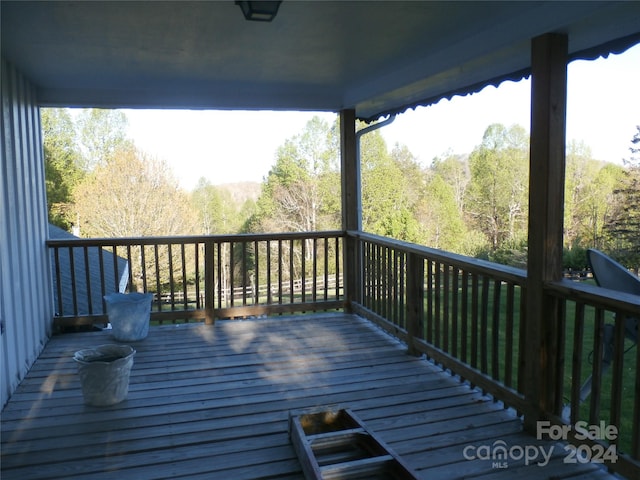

[390,143,424,209]
[76,109,133,171]
[563,245,588,271]
[42,108,134,231]
[474,237,528,269]
[623,125,640,168]
[598,127,640,270]
[417,174,468,252]
[73,145,197,238]
[431,153,469,213]
[42,107,635,272]
[604,166,640,269]
[41,108,85,229]
[564,141,625,250]
[245,118,631,270]
[360,128,421,241]
[249,116,340,234]
[466,124,529,251]
[191,178,246,234]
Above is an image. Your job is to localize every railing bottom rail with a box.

[54,300,345,331]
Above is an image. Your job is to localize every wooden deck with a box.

[1,313,616,479]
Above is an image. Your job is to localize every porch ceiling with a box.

[1,1,639,121]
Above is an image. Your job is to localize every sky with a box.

[125,42,640,191]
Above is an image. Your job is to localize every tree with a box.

[360,128,421,242]
[76,109,132,171]
[431,152,469,214]
[390,142,424,209]
[418,174,468,252]
[191,178,244,234]
[466,124,529,250]
[605,126,640,269]
[623,125,640,168]
[73,146,196,237]
[72,145,199,291]
[563,139,630,253]
[41,108,85,230]
[250,116,339,233]
[582,163,623,248]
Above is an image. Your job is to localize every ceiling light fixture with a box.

[235,1,282,22]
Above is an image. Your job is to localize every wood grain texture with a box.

[1,314,614,479]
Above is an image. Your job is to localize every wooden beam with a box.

[524,33,568,432]
[341,109,360,308]
[340,109,359,232]
[204,239,215,324]
[406,252,424,356]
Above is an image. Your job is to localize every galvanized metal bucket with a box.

[104,292,153,341]
[74,344,135,406]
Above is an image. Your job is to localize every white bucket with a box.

[104,292,153,341]
[74,344,135,406]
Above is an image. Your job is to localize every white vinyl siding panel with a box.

[1,58,53,408]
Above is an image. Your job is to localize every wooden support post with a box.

[524,33,568,432]
[204,239,215,324]
[406,252,424,356]
[341,109,360,310]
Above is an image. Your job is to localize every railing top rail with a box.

[46,230,346,247]
[348,230,527,284]
[547,278,640,314]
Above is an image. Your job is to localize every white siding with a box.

[1,58,53,408]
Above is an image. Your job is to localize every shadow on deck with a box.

[1,314,616,479]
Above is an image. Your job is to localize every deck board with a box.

[1,313,615,479]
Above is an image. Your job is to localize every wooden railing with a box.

[348,231,639,478]
[48,229,639,476]
[48,231,344,327]
[349,231,529,411]
[545,280,640,477]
